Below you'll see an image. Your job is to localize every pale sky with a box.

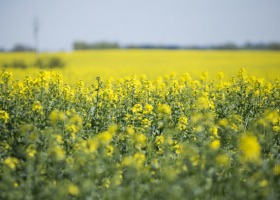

[1,0,280,51]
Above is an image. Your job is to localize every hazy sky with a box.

[1,0,280,51]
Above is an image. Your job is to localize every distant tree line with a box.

[126,42,280,50]
[0,44,35,52]
[73,41,120,50]
[2,57,65,69]
[1,42,280,52]
[72,41,280,50]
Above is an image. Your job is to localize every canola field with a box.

[1,50,280,199]
[1,50,280,83]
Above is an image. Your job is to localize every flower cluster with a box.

[0,69,280,199]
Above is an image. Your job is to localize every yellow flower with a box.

[155,135,165,146]
[32,101,43,114]
[108,124,118,135]
[143,104,153,114]
[126,127,135,135]
[132,104,143,113]
[259,180,268,187]
[0,110,9,123]
[1,71,13,82]
[239,135,261,163]
[134,133,147,149]
[98,131,113,144]
[106,145,114,156]
[238,68,248,80]
[273,126,280,133]
[66,124,78,135]
[193,125,204,133]
[54,134,63,144]
[133,152,146,168]
[218,118,228,126]
[174,143,183,155]
[216,154,230,167]
[69,114,83,127]
[3,157,19,170]
[178,116,188,130]
[210,139,220,150]
[122,156,133,167]
[157,104,171,115]
[264,109,279,125]
[68,183,79,196]
[87,138,98,152]
[74,140,87,151]
[190,155,199,166]
[142,118,151,128]
[48,145,65,161]
[274,164,280,175]
[156,147,164,155]
[211,126,218,137]
[102,178,111,189]
[26,145,37,157]
[49,110,66,124]
[112,171,123,186]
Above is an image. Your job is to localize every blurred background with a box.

[1,0,280,52]
[1,0,280,83]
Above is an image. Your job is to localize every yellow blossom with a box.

[98,131,113,144]
[211,126,218,137]
[106,145,114,156]
[142,118,151,128]
[218,118,228,126]
[157,103,171,115]
[126,126,135,135]
[174,143,183,155]
[102,178,111,189]
[143,104,153,114]
[178,115,188,130]
[134,133,147,149]
[48,145,65,161]
[26,145,37,157]
[132,104,143,113]
[49,110,66,124]
[14,182,19,188]
[210,139,220,150]
[0,110,9,123]
[239,134,261,163]
[274,164,280,175]
[88,138,98,152]
[108,124,118,135]
[216,154,230,167]
[133,152,146,168]
[68,184,79,196]
[3,157,19,170]
[155,135,165,146]
[122,156,133,167]
[54,134,63,144]
[68,123,78,132]
[112,171,123,186]
[32,101,43,114]
[259,180,268,187]
[273,126,280,133]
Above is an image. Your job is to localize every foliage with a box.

[2,57,65,69]
[11,44,34,52]
[0,69,280,199]
[34,57,65,69]
[73,41,120,50]
[2,60,28,69]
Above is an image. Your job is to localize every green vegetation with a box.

[0,69,280,199]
